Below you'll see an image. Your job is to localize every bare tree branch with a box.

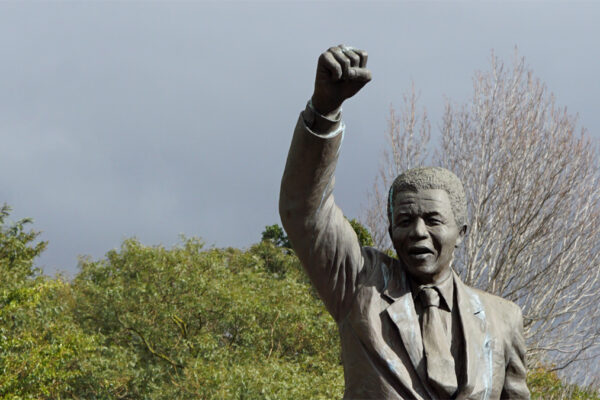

[363,50,600,385]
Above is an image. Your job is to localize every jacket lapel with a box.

[454,272,493,400]
[381,266,494,399]
[382,266,429,389]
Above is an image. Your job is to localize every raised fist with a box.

[311,45,372,115]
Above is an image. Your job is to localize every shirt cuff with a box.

[302,99,344,138]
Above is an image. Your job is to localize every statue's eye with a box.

[396,217,412,227]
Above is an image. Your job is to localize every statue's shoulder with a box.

[361,246,393,263]
[358,246,399,287]
[464,283,523,322]
[361,246,400,271]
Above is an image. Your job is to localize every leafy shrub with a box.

[2,204,598,398]
[72,237,344,398]
[528,366,600,400]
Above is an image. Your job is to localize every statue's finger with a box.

[344,49,361,68]
[330,47,351,79]
[348,67,372,82]
[320,51,342,81]
[355,49,368,68]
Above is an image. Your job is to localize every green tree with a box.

[261,224,291,249]
[347,217,374,247]
[528,366,600,400]
[0,204,128,398]
[68,236,597,398]
[0,203,47,288]
[2,203,598,397]
[262,218,374,249]
[0,204,597,397]
[71,237,344,398]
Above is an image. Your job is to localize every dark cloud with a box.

[1,2,598,276]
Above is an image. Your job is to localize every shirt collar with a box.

[410,271,454,312]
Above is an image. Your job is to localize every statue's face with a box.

[389,189,465,285]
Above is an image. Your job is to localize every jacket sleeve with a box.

[279,112,364,322]
[501,305,530,399]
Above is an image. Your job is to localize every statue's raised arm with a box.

[279,45,371,322]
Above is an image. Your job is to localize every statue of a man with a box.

[279,45,530,399]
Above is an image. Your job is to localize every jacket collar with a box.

[382,263,428,392]
[453,271,492,399]
[382,264,491,399]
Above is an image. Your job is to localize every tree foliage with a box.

[71,238,344,398]
[261,224,292,249]
[0,204,124,398]
[262,218,374,250]
[347,217,375,247]
[1,204,599,397]
[0,203,47,288]
[528,367,600,400]
[363,51,600,384]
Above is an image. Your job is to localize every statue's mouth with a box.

[408,246,434,256]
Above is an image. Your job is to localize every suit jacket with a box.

[279,113,530,399]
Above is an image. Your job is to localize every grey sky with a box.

[1,2,599,277]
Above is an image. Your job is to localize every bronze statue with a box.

[279,45,530,399]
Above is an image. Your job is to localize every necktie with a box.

[420,287,458,397]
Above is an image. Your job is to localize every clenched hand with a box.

[311,45,372,116]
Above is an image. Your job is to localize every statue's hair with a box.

[387,166,467,227]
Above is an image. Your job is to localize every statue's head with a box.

[387,167,467,284]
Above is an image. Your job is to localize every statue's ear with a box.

[455,225,467,247]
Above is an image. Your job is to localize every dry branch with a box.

[363,51,600,385]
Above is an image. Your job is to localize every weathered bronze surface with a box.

[279,45,530,399]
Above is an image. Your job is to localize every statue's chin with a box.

[402,259,450,285]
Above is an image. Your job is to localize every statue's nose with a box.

[408,218,428,240]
